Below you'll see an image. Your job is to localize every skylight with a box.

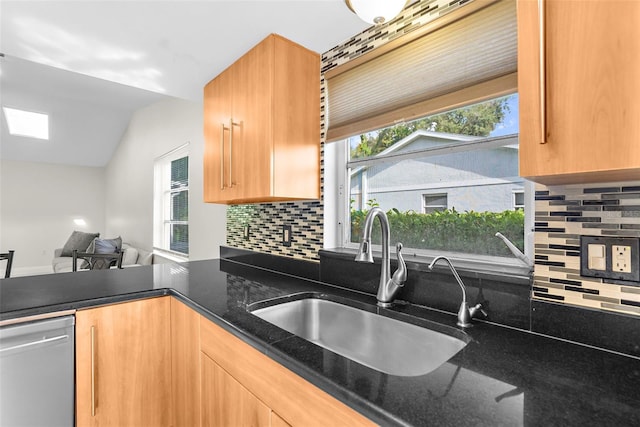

[3,107,49,140]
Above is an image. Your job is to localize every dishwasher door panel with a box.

[0,315,75,427]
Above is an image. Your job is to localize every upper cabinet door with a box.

[518,0,640,184]
[230,35,275,201]
[204,68,236,202]
[203,34,320,204]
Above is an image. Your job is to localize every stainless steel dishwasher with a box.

[0,315,75,426]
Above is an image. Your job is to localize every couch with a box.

[52,243,153,273]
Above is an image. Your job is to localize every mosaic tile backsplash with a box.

[533,181,640,317]
[225,0,640,325]
[227,0,473,261]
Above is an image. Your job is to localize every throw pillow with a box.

[93,236,122,254]
[86,236,122,270]
[61,231,100,256]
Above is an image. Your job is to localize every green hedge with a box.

[351,208,524,258]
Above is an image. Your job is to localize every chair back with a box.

[0,250,15,279]
[72,250,124,272]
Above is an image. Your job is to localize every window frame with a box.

[153,143,190,259]
[325,102,534,273]
[422,193,448,214]
[513,190,525,210]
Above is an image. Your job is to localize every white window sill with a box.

[153,248,189,264]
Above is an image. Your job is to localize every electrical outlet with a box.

[612,245,632,273]
[580,236,640,282]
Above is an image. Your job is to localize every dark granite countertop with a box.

[2,259,640,426]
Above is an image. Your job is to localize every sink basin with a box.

[250,295,468,377]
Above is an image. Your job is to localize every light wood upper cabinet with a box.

[518,0,640,184]
[204,68,233,199]
[76,297,171,427]
[203,33,321,204]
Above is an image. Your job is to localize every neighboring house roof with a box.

[350,130,517,177]
[375,130,481,157]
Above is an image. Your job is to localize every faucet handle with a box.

[391,243,407,286]
[469,303,488,319]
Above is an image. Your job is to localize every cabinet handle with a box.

[220,123,226,190]
[229,118,234,187]
[229,119,241,187]
[539,0,547,144]
[91,325,96,417]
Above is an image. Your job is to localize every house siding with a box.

[351,137,522,213]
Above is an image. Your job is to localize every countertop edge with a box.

[168,289,404,426]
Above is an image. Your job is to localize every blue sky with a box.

[489,93,519,137]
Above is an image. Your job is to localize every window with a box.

[340,94,530,263]
[154,144,189,256]
[513,191,525,210]
[324,0,531,268]
[422,194,448,214]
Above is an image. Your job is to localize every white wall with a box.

[0,160,106,275]
[104,98,226,260]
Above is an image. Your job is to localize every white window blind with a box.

[326,0,517,142]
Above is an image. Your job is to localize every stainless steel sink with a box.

[250,295,468,377]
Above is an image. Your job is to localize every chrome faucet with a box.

[428,256,486,328]
[355,207,407,307]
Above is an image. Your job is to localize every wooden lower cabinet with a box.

[201,353,287,427]
[199,314,375,427]
[76,297,374,426]
[170,297,201,427]
[75,297,171,426]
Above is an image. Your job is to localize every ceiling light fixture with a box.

[2,107,49,140]
[345,0,408,25]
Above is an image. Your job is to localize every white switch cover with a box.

[612,245,632,273]
[588,244,606,270]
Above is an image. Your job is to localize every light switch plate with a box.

[282,224,292,247]
[587,244,606,271]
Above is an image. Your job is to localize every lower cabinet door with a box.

[199,315,374,427]
[76,297,171,426]
[201,353,289,427]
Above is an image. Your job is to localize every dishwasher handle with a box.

[0,334,69,355]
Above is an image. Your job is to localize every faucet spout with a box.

[354,207,407,307]
[428,256,474,328]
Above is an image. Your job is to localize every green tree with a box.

[351,97,510,159]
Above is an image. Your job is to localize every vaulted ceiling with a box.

[0,1,368,166]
